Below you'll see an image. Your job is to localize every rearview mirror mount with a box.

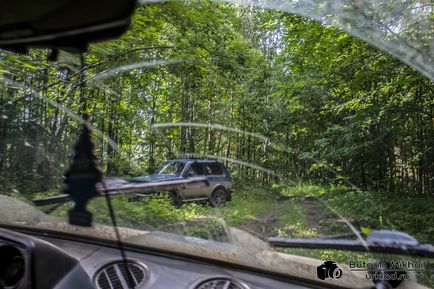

[0,0,136,54]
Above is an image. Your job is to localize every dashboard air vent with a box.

[195,278,249,289]
[95,261,147,289]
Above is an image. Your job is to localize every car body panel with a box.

[129,159,233,203]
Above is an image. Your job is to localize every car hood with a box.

[0,195,429,289]
[129,174,183,183]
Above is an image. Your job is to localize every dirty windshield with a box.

[0,0,433,287]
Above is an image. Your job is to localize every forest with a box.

[1,1,432,196]
[1,1,434,286]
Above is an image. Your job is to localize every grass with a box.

[275,183,434,287]
[34,183,313,240]
[32,182,434,244]
[276,183,434,243]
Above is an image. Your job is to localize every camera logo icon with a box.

[317,261,343,280]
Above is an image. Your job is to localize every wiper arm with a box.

[33,177,209,206]
[269,230,434,258]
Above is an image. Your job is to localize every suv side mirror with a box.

[185,170,196,178]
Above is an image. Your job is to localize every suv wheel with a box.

[169,190,182,207]
[210,188,228,207]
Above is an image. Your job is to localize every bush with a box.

[324,187,434,243]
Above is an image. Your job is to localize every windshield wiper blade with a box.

[32,177,209,206]
[269,230,434,258]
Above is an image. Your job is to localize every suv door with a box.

[178,162,208,199]
[203,162,229,196]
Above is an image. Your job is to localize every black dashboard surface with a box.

[45,236,317,289]
[0,227,341,289]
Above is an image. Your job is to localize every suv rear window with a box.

[204,163,224,175]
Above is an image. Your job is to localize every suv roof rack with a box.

[169,158,219,163]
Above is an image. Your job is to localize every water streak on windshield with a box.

[156,122,371,189]
[177,152,285,180]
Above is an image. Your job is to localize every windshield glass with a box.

[0,0,433,288]
[157,162,185,175]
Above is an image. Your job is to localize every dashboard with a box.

[0,227,352,289]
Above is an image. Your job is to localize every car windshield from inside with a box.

[0,0,433,288]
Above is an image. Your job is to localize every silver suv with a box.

[130,159,234,207]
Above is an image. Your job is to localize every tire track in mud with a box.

[239,204,281,239]
[301,196,328,236]
[239,196,329,240]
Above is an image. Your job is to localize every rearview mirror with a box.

[0,0,136,53]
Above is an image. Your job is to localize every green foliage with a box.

[270,183,434,243]
[220,184,275,225]
[47,185,277,239]
[323,187,434,243]
[0,3,432,287]
[275,183,326,197]
[1,1,432,196]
